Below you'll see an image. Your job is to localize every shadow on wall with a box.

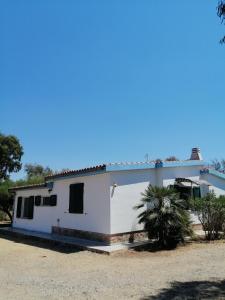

[142,280,225,300]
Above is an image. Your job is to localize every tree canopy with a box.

[0,133,23,181]
[24,164,53,179]
[165,156,179,162]
[0,180,14,222]
[218,1,225,43]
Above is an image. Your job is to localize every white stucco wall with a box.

[161,166,202,188]
[13,173,111,234]
[109,169,156,234]
[109,165,205,233]
[12,165,225,236]
[13,187,54,233]
[201,173,225,196]
[161,166,204,226]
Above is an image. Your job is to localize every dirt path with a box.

[0,237,225,299]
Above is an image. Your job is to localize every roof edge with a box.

[45,164,106,181]
[208,169,225,180]
[106,160,206,172]
[9,183,47,192]
[9,161,208,191]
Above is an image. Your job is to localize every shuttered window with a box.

[23,198,29,218]
[50,195,57,206]
[34,195,57,206]
[35,196,41,206]
[28,196,34,219]
[193,187,201,199]
[69,183,84,214]
[16,197,22,218]
[23,196,34,219]
[43,197,51,206]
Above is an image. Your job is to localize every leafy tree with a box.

[191,192,225,240]
[165,156,179,162]
[135,185,192,248]
[0,180,14,222]
[214,195,225,237]
[218,1,225,44]
[12,164,54,188]
[24,164,53,179]
[0,133,23,181]
[0,133,23,222]
[14,176,45,187]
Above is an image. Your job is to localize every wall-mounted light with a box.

[111,183,118,197]
[46,181,54,192]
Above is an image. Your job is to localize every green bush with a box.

[191,192,225,240]
[135,185,193,249]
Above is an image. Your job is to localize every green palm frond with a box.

[135,184,192,248]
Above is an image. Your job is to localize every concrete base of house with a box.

[52,226,148,245]
[0,227,151,254]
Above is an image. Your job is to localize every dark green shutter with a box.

[69,183,84,214]
[23,198,29,218]
[27,196,34,219]
[35,196,41,206]
[16,197,22,218]
[43,197,51,206]
[193,187,201,199]
[50,195,57,206]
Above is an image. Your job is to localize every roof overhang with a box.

[9,183,47,192]
[106,160,206,172]
[9,160,208,191]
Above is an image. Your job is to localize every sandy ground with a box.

[0,237,225,300]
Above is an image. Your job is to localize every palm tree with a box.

[135,185,192,248]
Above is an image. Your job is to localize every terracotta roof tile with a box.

[45,164,106,180]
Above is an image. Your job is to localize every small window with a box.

[69,183,84,214]
[43,197,51,206]
[34,195,57,206]
[16,197,22,218]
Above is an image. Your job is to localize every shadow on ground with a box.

[0,233,84,254]
[133,241,184,253]
[0,222,11,228]
[142,280,225,300]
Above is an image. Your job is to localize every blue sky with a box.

[1,1,225,179]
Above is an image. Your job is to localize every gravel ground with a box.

[0,237,225,300]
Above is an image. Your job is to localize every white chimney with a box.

[190,147,203,160]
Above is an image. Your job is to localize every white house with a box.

[10,148,225,244]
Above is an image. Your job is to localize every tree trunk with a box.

[3,210,12,223]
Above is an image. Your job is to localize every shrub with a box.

[191,192,225,240]
[135,185,193,249]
